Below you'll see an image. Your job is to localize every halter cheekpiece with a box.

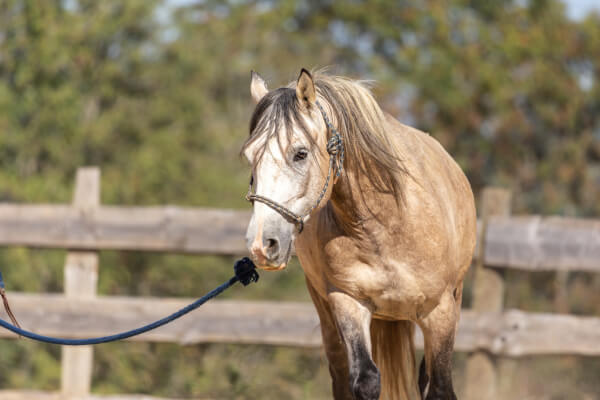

[246,100,344,233]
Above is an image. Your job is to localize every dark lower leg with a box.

[328,291,380,400]
[419,356,429,397]
[420,289,459,400]
[305,280,353,399]
[425,336,456,400]
[348,341,380,400]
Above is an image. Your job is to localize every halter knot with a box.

[326,134,342,155]
[316,100,344,177]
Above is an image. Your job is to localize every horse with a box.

[241,69,476,400]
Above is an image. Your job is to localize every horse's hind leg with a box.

[328,290,380,400]
[418,287,461,400]
[418,356,429,396]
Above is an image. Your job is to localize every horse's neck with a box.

[328,170,399,236]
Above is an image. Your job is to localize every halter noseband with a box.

[245,100,344,233]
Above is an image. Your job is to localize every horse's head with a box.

[242,69,335,270]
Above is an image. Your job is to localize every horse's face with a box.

[243,70,329,270]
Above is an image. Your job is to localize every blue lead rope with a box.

[0,257,258,346]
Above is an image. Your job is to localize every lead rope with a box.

[246,100,344,233]
[0,271,21,334]
[0,258,258,345]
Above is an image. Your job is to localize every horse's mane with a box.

[242,71,406,204]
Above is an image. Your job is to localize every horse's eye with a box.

[293,149,308,162]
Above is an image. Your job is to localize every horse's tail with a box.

[371,319,420,400]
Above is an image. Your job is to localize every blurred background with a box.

[0,0,599,398]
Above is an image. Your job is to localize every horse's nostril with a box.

[265,238,279,258]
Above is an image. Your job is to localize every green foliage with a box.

[93,343,331,399]
[0,0,599,398]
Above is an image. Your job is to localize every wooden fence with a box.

[0,167,599,400]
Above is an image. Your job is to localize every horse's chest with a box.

[297,242,445,321]
[332,258,443,320]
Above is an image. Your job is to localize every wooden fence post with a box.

[554,270,569,313]
[61,167,100,397]
[464,187,511,400]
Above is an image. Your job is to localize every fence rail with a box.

[0,204,249,255]
[2,294,600,357]
[0,167,599,400]
[0,205,598,271]
[0,390,184,400]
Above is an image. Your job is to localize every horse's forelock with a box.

[242,87,315,163]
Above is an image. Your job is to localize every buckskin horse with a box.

[242,69,476,400]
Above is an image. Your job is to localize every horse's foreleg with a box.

[418,288,460,400]
[305,279,354,399]
[328,290,380,400]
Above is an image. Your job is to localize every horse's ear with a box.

[250,71,268,104]
[296,68,316,107]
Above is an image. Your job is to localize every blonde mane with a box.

[311,73,406,202]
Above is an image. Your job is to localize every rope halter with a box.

[246,100,344,233]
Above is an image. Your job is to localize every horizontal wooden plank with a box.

[485,216,600,272]
[0,390,186,400]
[0,204,599,272]
[0,204,250,255]
[1,294,599,356]
[0,293,322,347]
[457,309,600,356]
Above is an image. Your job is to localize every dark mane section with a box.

[244,87,313,162]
